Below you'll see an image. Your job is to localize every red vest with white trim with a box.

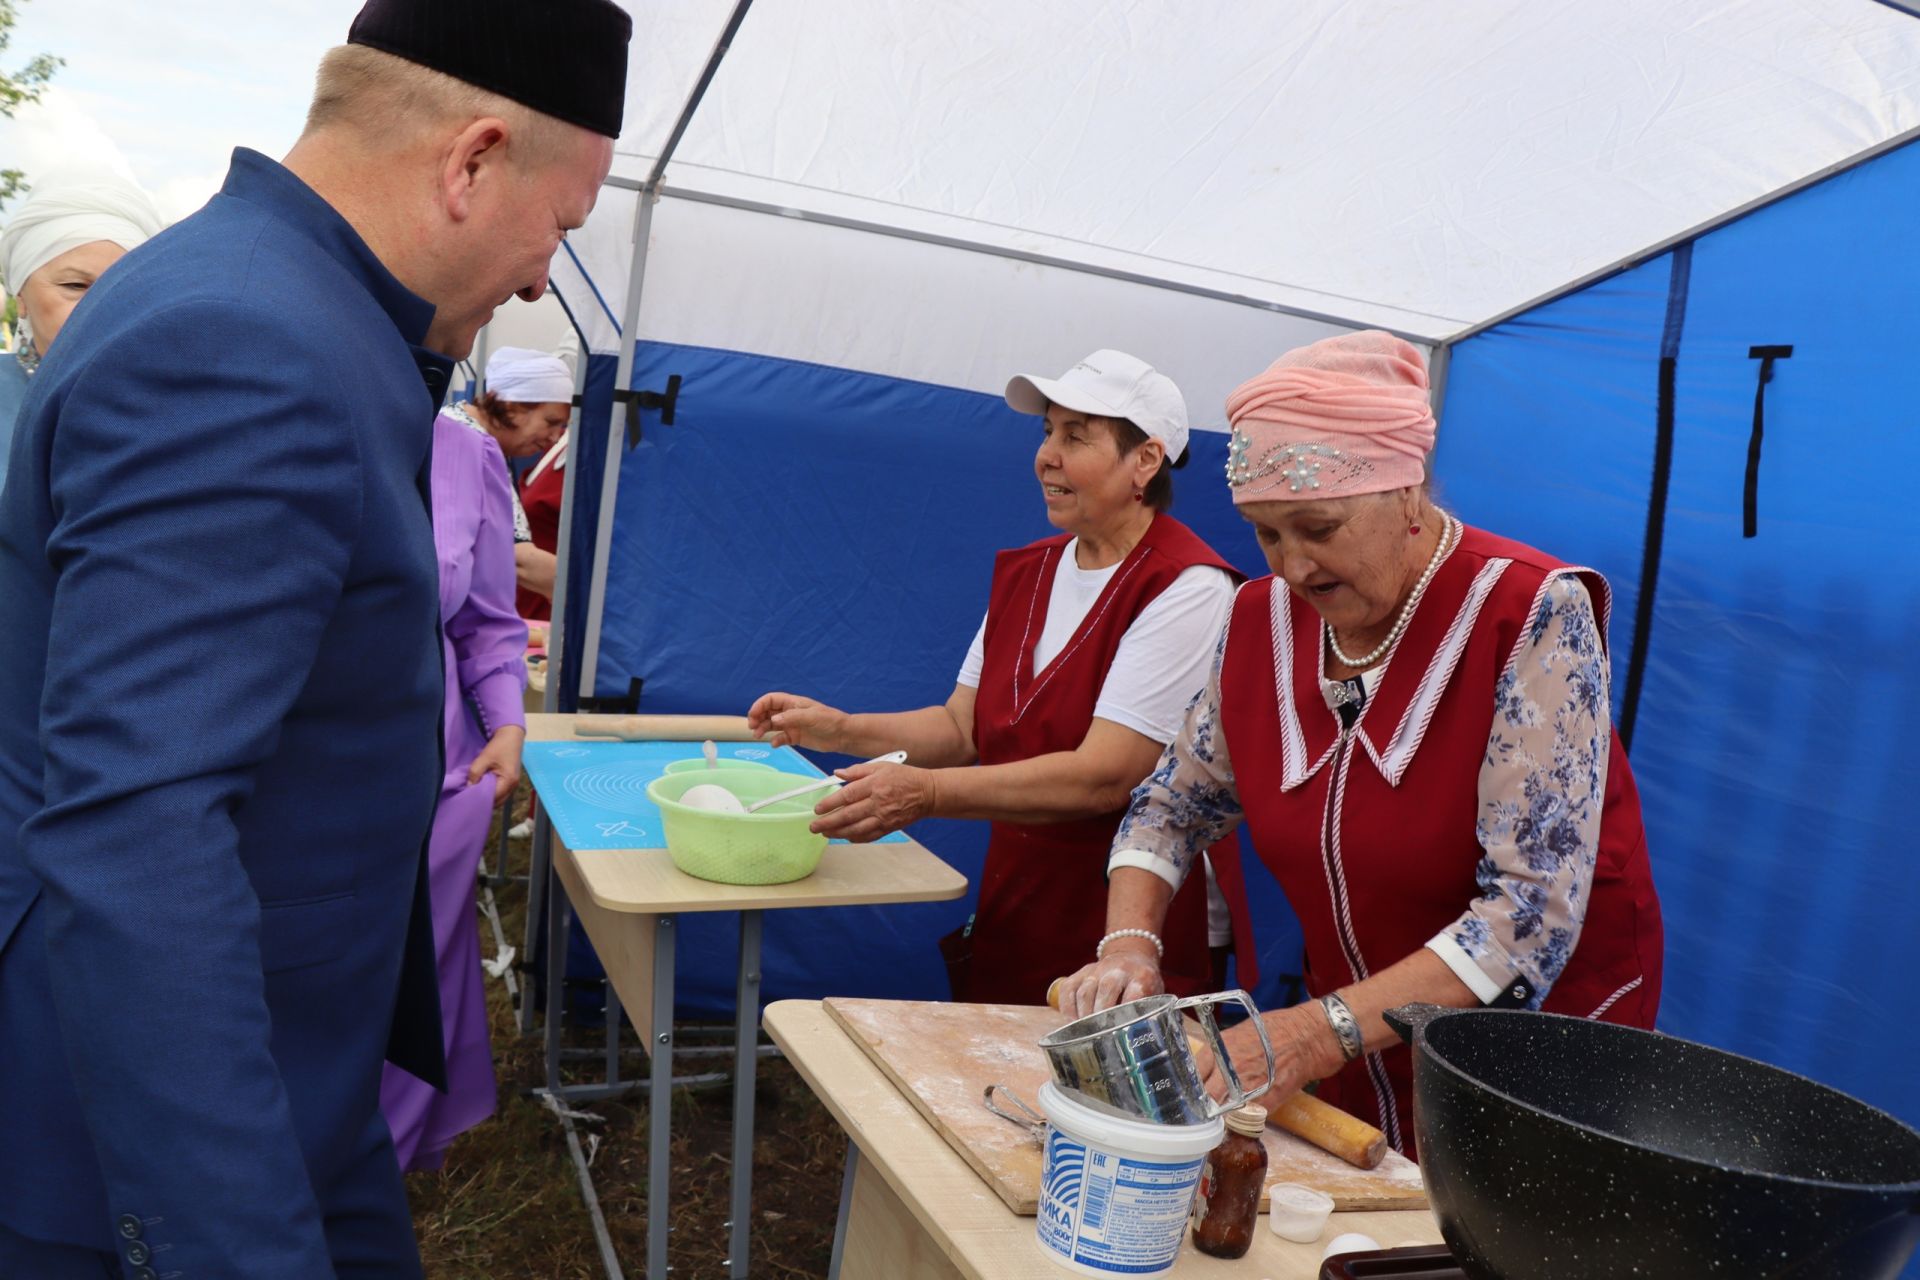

[1218,524,1664,1155]
[962,514,1256,1004]
[516,454,564,621]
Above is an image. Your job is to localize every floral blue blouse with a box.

[1108,575,1610,1008]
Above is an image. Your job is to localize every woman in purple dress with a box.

[377,351,572,1170]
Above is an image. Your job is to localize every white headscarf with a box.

[0,170,166,294]
[485,345,575,404]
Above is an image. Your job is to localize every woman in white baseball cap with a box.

[750,349,1258,1005]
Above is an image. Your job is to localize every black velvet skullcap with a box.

[349,0,633,139]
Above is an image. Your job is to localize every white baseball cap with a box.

[1005,349,1189,463]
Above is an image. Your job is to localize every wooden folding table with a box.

[523,713,969,1279]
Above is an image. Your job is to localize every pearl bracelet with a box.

[1319,993,1366,1062]
[1096,929,1164,960]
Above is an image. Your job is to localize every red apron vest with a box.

[516,454,564,622]
[1219,525,1664,1155]
[960,514,1257,1005]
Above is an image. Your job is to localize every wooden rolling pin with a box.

[1046,978,1387,1170]
[572,714,756,742]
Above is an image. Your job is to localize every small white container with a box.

[1266,1182,1335,1242]
[1322,1231,1382,1260]
[1034,1081,1223,1278]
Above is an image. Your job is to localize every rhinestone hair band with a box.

[1226,431,1378,496]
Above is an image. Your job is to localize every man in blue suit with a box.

[0,2,628,1275]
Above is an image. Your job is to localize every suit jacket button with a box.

[134,1269,158,1280]
[124,1241,151,1265]
[117,1214,142,1239]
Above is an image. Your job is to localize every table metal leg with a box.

[648,914,677,1279]
[518,810,553,1035]
[542,843,634,1278]
[828,1140,859,1280]
[606,981,623,1087]
[544,853,568,1093]
[554,1098,628,1280]
[726,910,764,1277]
[481,804,507,885]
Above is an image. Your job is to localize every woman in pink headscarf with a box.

[1055,331,1664,1158]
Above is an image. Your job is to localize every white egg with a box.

[680,782,746,813]
[1322,1232,1382,1260]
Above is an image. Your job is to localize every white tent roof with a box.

[596,0,1920,342]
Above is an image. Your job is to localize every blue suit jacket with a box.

[0,150,449,1273]
[0,356,27,485]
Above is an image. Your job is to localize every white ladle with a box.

[744,750,908,813]
[703,739,718,770]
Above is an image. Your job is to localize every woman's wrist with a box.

[1097,928,1164,961]
[824,707,864,754]
[492,723,526,741]
[1098,934,1161,965]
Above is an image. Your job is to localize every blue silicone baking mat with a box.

[522,738,910,850]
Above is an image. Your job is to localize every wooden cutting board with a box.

[823,997,1427,1216]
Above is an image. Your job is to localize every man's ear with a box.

[440,117,511,222]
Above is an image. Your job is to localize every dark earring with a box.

[1132,490,1145,503]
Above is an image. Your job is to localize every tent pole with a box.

[578,0,758,693]
[576,190,654,696]
[472,322,491,398]
[544,351,595,714]
[645,0,756,190]
[1427,341,1451,431]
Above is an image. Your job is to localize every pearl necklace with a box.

[1326,513,1458,670]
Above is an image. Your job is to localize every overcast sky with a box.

[1,1,357,220]
[0,0,580,346]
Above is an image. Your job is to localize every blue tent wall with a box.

[1439,139,1920,1131]
[591,340,1304,1018]
[554,352,621,712]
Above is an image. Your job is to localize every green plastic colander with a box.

[645,769,830,885]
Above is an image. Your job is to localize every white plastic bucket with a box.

[1035,1081,1224,1277]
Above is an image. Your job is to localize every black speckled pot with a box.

[1385,1004,1920,1280]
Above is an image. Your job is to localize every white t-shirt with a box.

[957,539,1237,945]
[957,543,1235,744]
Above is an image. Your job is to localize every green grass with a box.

[407,799,846,1279]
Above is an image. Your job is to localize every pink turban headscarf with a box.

[1223,330,1436,504]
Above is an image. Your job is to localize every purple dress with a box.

[379,410,527,1171]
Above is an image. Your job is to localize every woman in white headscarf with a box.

[1,171,166,472]
[447,344,573,619]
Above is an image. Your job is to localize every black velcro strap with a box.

[1744,346,1793,539]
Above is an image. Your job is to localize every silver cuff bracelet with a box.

[1319,992,1366,1062]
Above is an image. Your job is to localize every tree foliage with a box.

[1,0,63,211]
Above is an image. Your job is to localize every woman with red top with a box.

[516,430,567,622]
[749,350,1257,1005]
[1056,331,1664,1158]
